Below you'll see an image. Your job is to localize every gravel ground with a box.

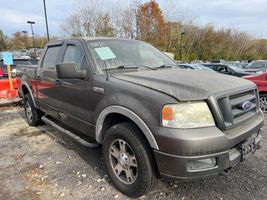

[0,106,266,200]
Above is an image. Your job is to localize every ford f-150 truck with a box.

[17,38,264,198]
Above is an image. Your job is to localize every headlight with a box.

[162,102,215,128]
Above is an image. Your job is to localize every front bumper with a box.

[152,112,264,180]
[155,131,262,179]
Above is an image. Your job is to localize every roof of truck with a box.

[47,37,136,46]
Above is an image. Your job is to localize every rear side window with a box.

[42,46,61,68]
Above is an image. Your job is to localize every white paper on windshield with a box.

[94,47,116,60]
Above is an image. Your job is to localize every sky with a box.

[0,0,267,39]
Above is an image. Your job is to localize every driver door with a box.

[54,41,95,137]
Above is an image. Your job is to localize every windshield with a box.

[228,65,244,72]
[87,40,176,74]
[244,61,267,69]
[191,64,214,72]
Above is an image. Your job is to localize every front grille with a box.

[218,90,257,128]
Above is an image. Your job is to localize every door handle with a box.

[55,79,62,86]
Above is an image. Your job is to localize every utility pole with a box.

[27,21,35,48]
[43,0,50,41]
[180,31,185,61]
[22,31,28,48]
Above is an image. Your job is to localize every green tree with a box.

[0,30,7,51]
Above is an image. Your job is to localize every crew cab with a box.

[17,38,264,198]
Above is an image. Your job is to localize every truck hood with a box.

[113,69,255,101]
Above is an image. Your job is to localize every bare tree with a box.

[60,0,115,37]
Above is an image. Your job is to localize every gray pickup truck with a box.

[17,37,264,198]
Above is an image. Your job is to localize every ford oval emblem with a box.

[242,101,252,111]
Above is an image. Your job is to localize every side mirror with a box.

[56,63,87,79]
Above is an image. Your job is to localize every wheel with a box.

[259,94,267,113]
[103,122,158,198]
[24,94,43,126]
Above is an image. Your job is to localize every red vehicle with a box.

[244,72,267,112]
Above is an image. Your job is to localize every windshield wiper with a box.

[103,64,155,72]
[103,65,138,72]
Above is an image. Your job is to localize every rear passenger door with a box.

[36,43,63,117]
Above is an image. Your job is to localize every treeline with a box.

[0,30,53,50]
[60,0,267,61]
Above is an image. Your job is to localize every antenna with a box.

[104,61,109,81]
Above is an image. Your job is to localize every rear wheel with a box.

[259,94,267,113]
[103,122,157,198]
[24,94,43,126]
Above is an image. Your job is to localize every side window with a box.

[209,65,216,71]
[42,46,61,68]
[62,45,83,69]
[218,66,227,72]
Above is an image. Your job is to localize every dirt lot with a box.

[0,106,266,200]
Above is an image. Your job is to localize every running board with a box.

[41,116,99,148]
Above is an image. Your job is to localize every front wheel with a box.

[259,94,267,113]
[103,122,158,198]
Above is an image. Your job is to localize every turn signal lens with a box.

[162,106,173,121]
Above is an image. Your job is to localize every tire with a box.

[259,94,267,113]
[24,94,43,126]
[103,122,158,198]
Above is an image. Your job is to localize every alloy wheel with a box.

[109,139,138,184]
[25,101,33,123]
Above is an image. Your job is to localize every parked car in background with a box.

[202,63,252,77]
[0,58,32,78]
[178,63,215,72]
[243,60,267,73]
[29,59,39,65]
[243,72,267,112]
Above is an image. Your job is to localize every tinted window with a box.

[62,45,83,69]
[42,46,61,68]
[217,66,228,72]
